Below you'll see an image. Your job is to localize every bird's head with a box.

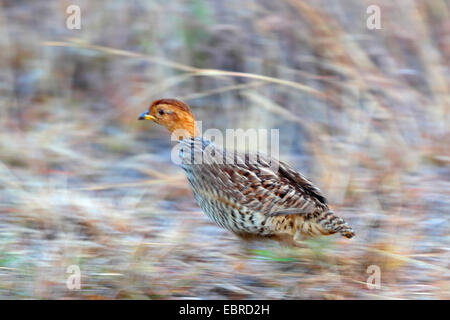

[138,98,198,140]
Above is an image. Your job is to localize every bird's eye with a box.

[158,109,165,115]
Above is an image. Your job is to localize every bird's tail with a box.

[318,210,355,239]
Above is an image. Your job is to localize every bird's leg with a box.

[239,241,253,260]
[228,235,255,273]
[292,231,309,248]
[235,234,255,258]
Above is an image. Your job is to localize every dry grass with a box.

[0,0,448,299]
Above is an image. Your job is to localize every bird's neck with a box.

[169,121,199,140]
[167,112,199,140]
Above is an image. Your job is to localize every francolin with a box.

[139,99,354,246]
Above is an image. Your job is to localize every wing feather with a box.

[180,138,328,217]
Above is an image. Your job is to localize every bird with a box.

[138,98,354,246]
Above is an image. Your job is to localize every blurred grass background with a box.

[0,0,449,299]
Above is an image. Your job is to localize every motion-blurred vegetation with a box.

[0,0,448,299]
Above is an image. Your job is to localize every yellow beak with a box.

[138,111,156,121]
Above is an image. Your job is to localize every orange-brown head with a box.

[138,99,198,140]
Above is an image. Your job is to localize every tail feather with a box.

[319,210,355,239]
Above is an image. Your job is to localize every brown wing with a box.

[191,147,329,217]
[276,159,327,205]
